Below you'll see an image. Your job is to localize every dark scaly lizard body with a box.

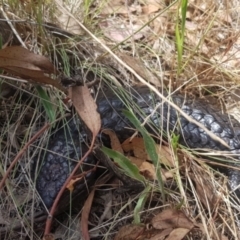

[35,87,240,208]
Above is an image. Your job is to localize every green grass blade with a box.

[101,146,146,183]
[175,0,188,75]
[171,134,180,152]
[181,0,188,33]
[133,185,151,224]
[122,109,165,202]
[35,85,56,123]
[175,23,182,73]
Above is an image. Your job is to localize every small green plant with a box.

[123,109,165,202]
[101,108,168,223]
[175,0,188,75]
[101,145,147,224]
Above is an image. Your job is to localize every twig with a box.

[0,123,50,190]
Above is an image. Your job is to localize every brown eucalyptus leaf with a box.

[122,137,175,167]
[149,228,173,240]
[71,85,101,137]
[152,209,194,230]
[166,228,190,240]
[102,129,123,154]
[0,46,64,90]
[114,224,145,240]
[0,46,56,72]
[3,66,63,90]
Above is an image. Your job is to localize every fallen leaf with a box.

[220,235,229,240]
[4,66,63,89]
[127,156,145,168]
[128,156,172,181]
[156,145,175,167]
[0,46,64,90]
[126,156,156,179]
[81,189,96,240]
[122,137,175,167]
[0,46,56,72]
[152,209,194,230]
[102,129,123,154]
[149,228,173,240]
[66,176,83,192]
[166,228,190,240]
[139,161,157,180]
[114,224,145,240]
[71,85,101,137]
[161,168,174,180]
[122,137,148,159]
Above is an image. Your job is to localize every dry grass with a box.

[1,0,240,239]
